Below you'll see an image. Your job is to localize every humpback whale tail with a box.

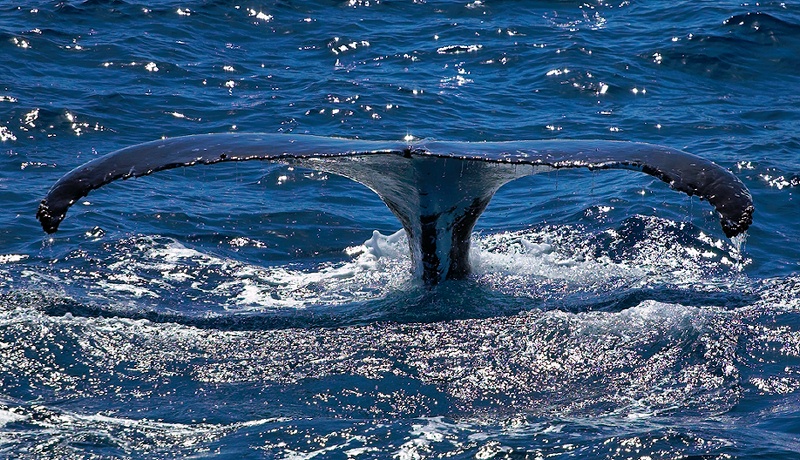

[36,134,754,286]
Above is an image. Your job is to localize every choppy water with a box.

[2,0,800,458]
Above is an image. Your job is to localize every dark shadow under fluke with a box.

[37,134,754,286]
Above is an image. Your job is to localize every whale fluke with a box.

[37,134,754,285]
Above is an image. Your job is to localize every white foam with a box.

[469,221,746,297]
[85,233,412,310]
[474,231,639,281]
[1,402,284,454]
[0,408,27,427]
[575,299,706,335]
[223,229,412,309]
[0,254,27,264]
[62,220,744,311]
[469,229,643,297]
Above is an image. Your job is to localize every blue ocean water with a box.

[2,0,800,457]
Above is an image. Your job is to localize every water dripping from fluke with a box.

[37,134,754,287]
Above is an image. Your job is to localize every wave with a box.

[724,12,800,42]
[2,277,796,419]
[649,11,800,79]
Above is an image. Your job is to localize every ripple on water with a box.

[1,0,799,457]
[4,281,799,456]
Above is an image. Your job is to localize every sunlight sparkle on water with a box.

[247,9,273,21]
[0,127,17,142]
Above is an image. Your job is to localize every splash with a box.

[38,214,751,319]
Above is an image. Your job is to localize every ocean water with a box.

[1,0,800,458]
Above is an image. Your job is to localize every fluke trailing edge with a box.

[37,134,754,285]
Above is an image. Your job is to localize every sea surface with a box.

[2,0,800,458]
